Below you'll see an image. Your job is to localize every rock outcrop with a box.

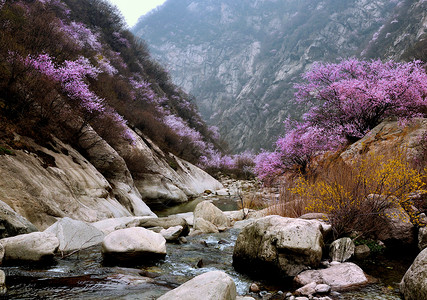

[0,199,38,238]
[0,135,152,230]
[157,270,237,300]
[233,216,324,278]
[340,118,427,165]
[0,129,223,230]
[400,247,427,300]
[114,129,223,206]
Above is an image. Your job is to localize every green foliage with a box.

[0,146,14,156]
[354,238,385,254]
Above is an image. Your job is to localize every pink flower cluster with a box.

[198,150,255,174]
[113,31,131,48]
[61,21,102,51]
[25,54,104,112]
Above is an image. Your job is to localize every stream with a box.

[1,195,415,299]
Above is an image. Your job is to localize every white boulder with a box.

[157,270,236,300]
[233,216,323,277]
[294,262,368,291]
[101,227,166,263]
[194,201,230,230]
[0,232,59,262]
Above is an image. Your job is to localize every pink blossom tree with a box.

[255,58,427,183]
[295,58,427,141]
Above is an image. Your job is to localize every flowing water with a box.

[1,195,414,299]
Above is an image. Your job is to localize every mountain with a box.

[133,0,426,152]
[0,0,223,230]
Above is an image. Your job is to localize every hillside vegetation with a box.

[0,0,221,165]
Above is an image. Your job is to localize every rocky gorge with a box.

[134,0,427,152]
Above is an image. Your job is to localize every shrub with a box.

[291,153,426,238]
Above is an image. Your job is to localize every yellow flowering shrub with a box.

[291,152,426,238]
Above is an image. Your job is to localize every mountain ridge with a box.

[134,0,426,152]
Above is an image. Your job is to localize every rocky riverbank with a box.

[0,184,425,299]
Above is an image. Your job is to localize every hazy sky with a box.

[108,0,167,27]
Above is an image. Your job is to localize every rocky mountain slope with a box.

[0,0,223,232]
[134,0,426,152]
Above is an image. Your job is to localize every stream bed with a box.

[0,195,415,299]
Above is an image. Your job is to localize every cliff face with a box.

[0,128,222,230]
[134,0,425,152]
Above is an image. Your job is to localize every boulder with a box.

[194,218,219,233]
[375,206,415,246]
[0,232,59,262]
[329,238,355,262]
[137,216,190,236]
[295,282,317,296]
[233,216,323,278]
[0,200,38,238]
[340,118,427,165]
[92,216,153,235]
[44,217,105,252]
[174,212,194,226]
[400,247,427,300]
[354,244,370,260]
[102,227,166,263]
[418,227,427,251]
[157,270,236,300]
[315,284,331,294]
[294,262,368,291]
[194,201,230,230]
[160,225,184,241]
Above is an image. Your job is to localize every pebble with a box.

[250,283,260,293]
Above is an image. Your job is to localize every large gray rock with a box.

[400,247,427,300]
[194,201,230,230]
[44,217,105,252]
[375,206,415,246]
[294,262,368,291]
[0,232,59,262]
[329,238,355,262]
[160,225,184,241]
[137,216,190,236]
[233,216,323,278]
[194,218,219,233]
[0,199,38,238]
[102,227,166,263]
[91,216,153,235]
[157,270,236,300]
